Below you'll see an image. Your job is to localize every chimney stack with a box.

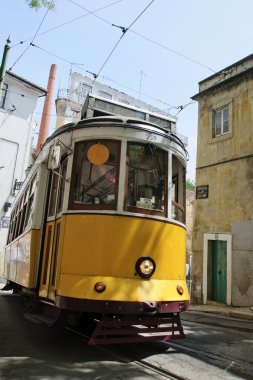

[35,64,57,155]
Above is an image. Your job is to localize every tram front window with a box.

[70,140,120,209]
[124,143,167,215]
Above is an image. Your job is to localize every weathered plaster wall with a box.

[191,70,253,304]
[232,221,253,306]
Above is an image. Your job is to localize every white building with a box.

[56,72,188,146]
[0,70,46,266]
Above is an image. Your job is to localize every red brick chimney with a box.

[35,64,57,155]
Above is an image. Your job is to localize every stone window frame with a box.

[210,102,233,142]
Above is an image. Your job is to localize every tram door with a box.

[211,240,227,303]
[39,159,67,300]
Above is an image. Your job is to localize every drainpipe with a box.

[35,64,57,155]
[0,36,11,94]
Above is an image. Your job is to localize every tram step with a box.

[24,303,65,327]
[88,314,185,345]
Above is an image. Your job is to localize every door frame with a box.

[203,233,232,305]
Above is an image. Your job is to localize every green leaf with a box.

[186,179,195,191]
[26,0,55,10]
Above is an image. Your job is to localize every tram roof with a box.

[45,116,187,152]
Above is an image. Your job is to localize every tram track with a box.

[163,341,253,373]
[109,351,190,380]
[65,327,190,380]
[66,324,253,379]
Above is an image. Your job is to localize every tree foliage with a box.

[26,0,55,10]
[186,179,195,191]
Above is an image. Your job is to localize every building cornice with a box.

[5,70,47,96]
[192,54,253,101]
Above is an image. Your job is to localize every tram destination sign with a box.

[196,185,209,199]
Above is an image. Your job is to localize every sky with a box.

[1,0,253,181]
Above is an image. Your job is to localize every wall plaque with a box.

[196,185,209,199]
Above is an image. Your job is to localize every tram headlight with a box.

[135,257,156,279]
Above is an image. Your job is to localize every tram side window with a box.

[7,206,17,243]
[7,175,37,244]
[12,204,21,241]
[48,158,68,217]
[124,143,167,215]
[171,156,186,223]
[48,169,60,217]
[21,188,29,231]
[70,140,120,209]
[24,176,37,230]
[16,195,25,237]
[7,201,22,243]
[57,159,68,213]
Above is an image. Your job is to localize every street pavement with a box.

[0,288,167,380]
[1,281,253,380]
[188,302,253,321]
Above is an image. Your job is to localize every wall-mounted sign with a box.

[196,185,209,199]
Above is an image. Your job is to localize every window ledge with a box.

[209,130,233,144]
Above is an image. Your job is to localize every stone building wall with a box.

[191,55,253,305]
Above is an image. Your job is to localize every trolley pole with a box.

[0,36,11,94]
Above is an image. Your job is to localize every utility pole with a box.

[0,36,11,94]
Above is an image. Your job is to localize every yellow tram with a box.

[3,116,189,344]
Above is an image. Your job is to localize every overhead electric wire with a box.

[66,0,216,74]
[66,0,116,26]
[10,0,124,48]
[30,43,74,65]
[7,0,199,116]
[172,101,196,117]
[100,75,178,110]
[29,42,102,79]
[130,30,216,73]
[9,4,52,71]
[15,41,180,112]
[9,37,190,114]
[10,0,216,75]
[90,0,156,86]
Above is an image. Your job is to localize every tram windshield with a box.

[124,143,167,215]
[69,140,169,216]
[70,140,120,209]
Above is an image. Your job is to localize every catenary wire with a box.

[10,0,216,75]
[90,0,156,86]
[10,0,125,48]
[100,74,178,110]
[7,0,194,116]
[130,30,216,73]
[8,3,53,71]
[7,39,193,113]
[66,0,117,26]
[173,101,195,117]
[65,0,216,74]
[9,42,183,112]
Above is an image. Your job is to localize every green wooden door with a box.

[212,240,227,303]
